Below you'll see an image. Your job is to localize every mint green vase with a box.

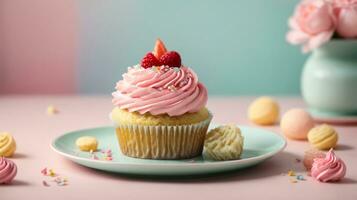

[302,40,357,116]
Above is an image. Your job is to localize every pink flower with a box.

[333,0,357,38]
[287,0,336,53]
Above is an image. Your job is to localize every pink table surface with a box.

[1,96,357,200]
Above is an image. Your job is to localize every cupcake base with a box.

[115,117,211,159]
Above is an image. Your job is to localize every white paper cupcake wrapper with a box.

[111,114,212,159]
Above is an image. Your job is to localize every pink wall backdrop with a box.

[0,0,77,94]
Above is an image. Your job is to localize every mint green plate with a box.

[51,125,286,176]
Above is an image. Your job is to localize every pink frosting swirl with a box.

[112,65,208,116]
[311,149,346,182]
[0,157,17,184]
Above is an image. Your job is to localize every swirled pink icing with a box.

[112,65,208,116]
[0,157,17,184]
[311,149,346,182]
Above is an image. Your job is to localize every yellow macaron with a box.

[307,124,338,150]
[248,97,279,125]
[0,132,16,157]
[76,136,98,151]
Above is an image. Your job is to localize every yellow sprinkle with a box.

[288,170,295,176]
[48,169,56,177]
[47,105,58,115]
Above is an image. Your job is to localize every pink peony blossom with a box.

[333,0,357,38]
[287,0,336,53]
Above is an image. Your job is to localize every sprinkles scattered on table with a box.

[285,169,306,183]
[54,176,68,186]
[41,168,68,187]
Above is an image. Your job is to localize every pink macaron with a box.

[280,108,315,140]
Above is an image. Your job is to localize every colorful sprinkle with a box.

[53,176,68,186]
[42,180,51,187]
[288,170,296,176]
[41,168,68,187]
[91,154,99,160]
[151,66,160,72]
[47,105,58,115]
[168,85,177,92]
[297,175,305,180]
[41,168,48,175]
[48,169,56,177]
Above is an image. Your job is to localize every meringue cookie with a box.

[308,124,338,150]
[204,125,244,161]
[311,149,346,182]
[76,136,98,151]
[0,132,16,157]
[248,97,279,125]
[0,157,17,184]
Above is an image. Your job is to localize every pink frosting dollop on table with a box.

[311,149,346,182]
[112,65,208,116]
[0,157,17,184]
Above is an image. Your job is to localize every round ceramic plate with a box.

[51,125,286,176]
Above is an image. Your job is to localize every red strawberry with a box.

[159,51,181,68]
[140,52,161,69]
[153,39,167,59]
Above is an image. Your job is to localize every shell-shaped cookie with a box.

[0,132,16,157]
[308,124,338,150]
[204,125,244,161]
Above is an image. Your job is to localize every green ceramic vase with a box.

[302,40,357,116]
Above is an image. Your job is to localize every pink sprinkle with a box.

[105,157,113,161]
[42,180,50,187]
[91,155,99,160]
[41,168,47,175]
[106,149,112,154]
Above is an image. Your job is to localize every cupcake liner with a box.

[111,114,212,159]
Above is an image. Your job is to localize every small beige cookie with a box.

[76,136,98,151]
[204,125,244,161]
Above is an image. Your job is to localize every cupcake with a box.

[110,39,212,159]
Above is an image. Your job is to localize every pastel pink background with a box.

[0,0,77,94]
